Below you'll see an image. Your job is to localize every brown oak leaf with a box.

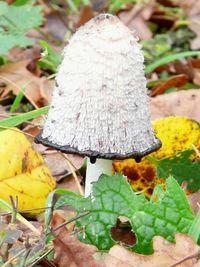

[105,233,200,267]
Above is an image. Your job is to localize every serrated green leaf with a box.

[0,3,43,55]
[0,32,33,55]
[153,150,200,191]
[56,173,148,250]
[131,177,194,254]
[0,4,43,31]
[0,2,8,16]
[54,174,194,254]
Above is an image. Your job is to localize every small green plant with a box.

[47,174,195,254]
[38,40,63,72]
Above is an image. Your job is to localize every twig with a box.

[60,152,84,196]
[18,237,32,267]
[169,249,200,267]
[10,196,18,224]
[0,206,52,216]
[29,248,54,267]
[52,211,90,233]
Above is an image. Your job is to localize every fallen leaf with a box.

[119,1,155,40]
[52,212,104,267]
[187,190,200,214]
[33,144,84,181]
[44,152,84,179]
[176,0,200,49]
[76,5,95,28]
[58,174,83,194]
[105,233,200,267]
[0,128,56,213]
[0,60,54,107]
[151,74,189,96]
[114,116,200,196]
[150,89,200,122]
[45,11,68,42]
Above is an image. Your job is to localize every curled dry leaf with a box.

[150,89,200,122]
[150,74,189,97]
[105,233,200,267]
[52,212,105,267]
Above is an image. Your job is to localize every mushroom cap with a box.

[35,13,161,160]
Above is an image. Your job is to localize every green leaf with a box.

[0,106,49,130]
[56,173,147,250]
[38,40,62,72]
[0,2,8,16]
[0,3,43,55]
[10,82,29,112]
[54,174,194,254]
[131,177,194,254]
[152,150,200,191]
[0,32,33,55]
[0,4,43,31]
[13,0,30,6]
[188,209,200,243]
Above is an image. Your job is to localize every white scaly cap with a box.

[36,14,161,162]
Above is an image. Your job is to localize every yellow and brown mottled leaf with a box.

[113,117,200,197]
[0,128,56,213]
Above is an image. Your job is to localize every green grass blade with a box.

[145,51,200,74]
[0,106,49,130]
[10,82,29,113]
[188,209,200,242]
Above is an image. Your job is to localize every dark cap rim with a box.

[35,134,161,161]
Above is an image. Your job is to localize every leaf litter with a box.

[1,0,200,266]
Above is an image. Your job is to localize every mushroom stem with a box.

[85,158,112,197]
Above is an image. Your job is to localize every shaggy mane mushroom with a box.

[35,13,161,196]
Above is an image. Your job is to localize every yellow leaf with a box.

[113,116,200,197]
[0,128,56,213]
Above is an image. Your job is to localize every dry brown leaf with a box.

[119,1,155,40]
[187,190,200,214]
[52,212,105,267]
[175,0,200,49]
[105,233,200,267]
[151,74,189,96]
[76,5,95,28]
[44,153,84,180]
[58,174,83,194]
[150,89,200,122]
[0,60,54,107]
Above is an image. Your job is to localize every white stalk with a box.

[85,158,112,197]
